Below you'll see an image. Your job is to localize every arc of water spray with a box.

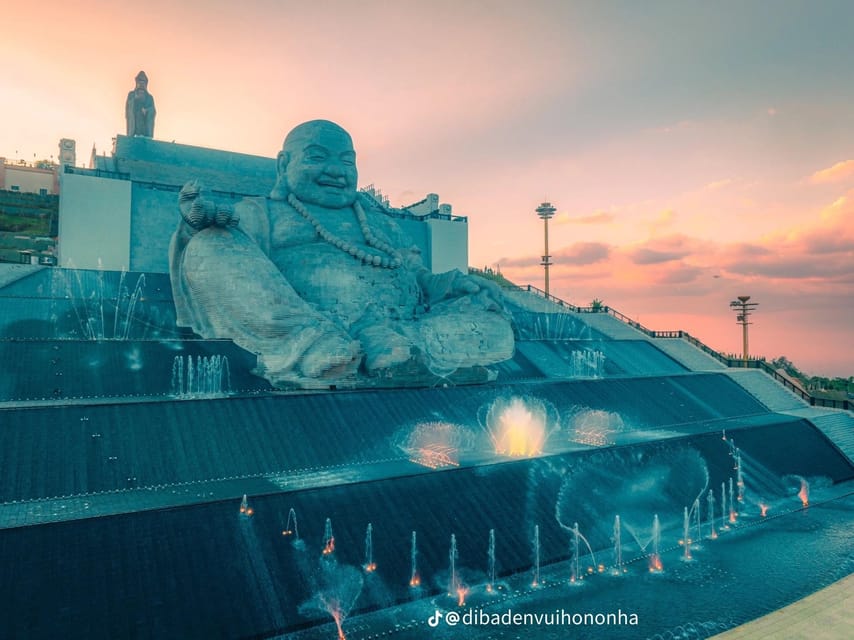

[283,508,299,539]
[569,522,597,582]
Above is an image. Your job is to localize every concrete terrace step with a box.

[651,338,728,372]
[725,369,809,412]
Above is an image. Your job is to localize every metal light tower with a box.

[536,202,556,296]
[729,295,758,367]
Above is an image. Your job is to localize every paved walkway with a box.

[711,572,854,639]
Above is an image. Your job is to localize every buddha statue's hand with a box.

[465,274,505,312]
[178,180,240,232]
[419,269,505,312]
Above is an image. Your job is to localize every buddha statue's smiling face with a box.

[282,121,358,208]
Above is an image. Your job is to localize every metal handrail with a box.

[509,282,851,411]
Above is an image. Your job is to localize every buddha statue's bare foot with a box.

[298,331,362,379]
[357,325,416,372]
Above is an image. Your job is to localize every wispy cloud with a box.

[808,159,854,184]
[630,248,687,265]
[555,211,615,225]
[554,242,612,264]
[500,241,610,268]
[702,179,733,191]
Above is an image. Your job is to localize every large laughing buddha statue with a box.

[169,120,514,388]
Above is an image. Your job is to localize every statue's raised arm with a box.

[168,119,514,389]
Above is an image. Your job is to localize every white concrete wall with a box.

[58,173,132,270]
[3,165,55,194]
[427,217,468,274]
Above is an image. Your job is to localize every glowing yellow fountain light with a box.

[493,397,546,457]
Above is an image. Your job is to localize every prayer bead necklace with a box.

[288,193,403,269]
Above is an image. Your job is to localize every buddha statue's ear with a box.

[269,150,290,200]
[277,150,290,175]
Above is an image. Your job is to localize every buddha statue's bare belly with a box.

[270,239,421,331]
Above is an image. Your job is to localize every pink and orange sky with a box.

[2,0,852,376]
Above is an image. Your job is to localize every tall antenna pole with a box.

[536,202,556,296]
[729,295,758,367]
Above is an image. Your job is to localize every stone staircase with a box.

[652,338,728,371]
[502,288,572,313]
[567,312,649,340]
[724,369,809,412]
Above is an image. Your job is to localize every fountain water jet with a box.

[729,478,737,523]
[363,523,376,572]
[532,525,540,586]
[448,534,458,595]
[300,563,363,640]
[681,507,692,560]
[322,518,335,556]
[707,491,717,539]
[693,498,702,547]
[408,531,420,587]
[649,515,662,572]
[283,508,299,539]
[797,477,810,506]
[239,494,253,517]
[448,534,467,605]
[569,349,606,378]
[486,529,496,592]
[569,523,597,582]
[613,515,624,575]
[171,355,230,396]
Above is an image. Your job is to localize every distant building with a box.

[0,158,58,196]
[59,136,468,273]
[0,151,63,265]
